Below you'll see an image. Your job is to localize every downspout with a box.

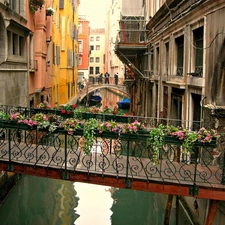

[72,4,75,89]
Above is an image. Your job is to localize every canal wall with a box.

[183,196,225,225]
[0,172,21,205]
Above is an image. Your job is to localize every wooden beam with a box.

[205,200,217,225]
[164,194,174,225]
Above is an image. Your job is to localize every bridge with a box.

[75,83,130,103]
[0,123,224,202]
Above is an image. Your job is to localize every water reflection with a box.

[0,175,79,225]
[0,175,178,225]
[74,182,113,225]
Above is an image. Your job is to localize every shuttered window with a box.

[59,0,64,9]
[56,46,60,65]
[175,35,184,76]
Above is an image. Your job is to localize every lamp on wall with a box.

[46,36,52,43]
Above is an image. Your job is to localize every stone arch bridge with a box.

[75,84,130,103]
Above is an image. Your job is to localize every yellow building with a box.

[52,0,80,106]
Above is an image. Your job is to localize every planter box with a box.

[120,132,149,141]
[194,138,217,148]
[164,136,183,145]
[0,121,30,130]
[96,131,119,139]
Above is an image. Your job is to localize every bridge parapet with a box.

[0,123,224,200]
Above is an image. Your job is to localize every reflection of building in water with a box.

[53,180,79,224]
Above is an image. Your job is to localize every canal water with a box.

[0,88,191,224]
[0,175,177,225]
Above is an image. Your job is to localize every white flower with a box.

[46,7,55,14]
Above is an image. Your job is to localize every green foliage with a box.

[182,132,198,153]
[147,124,166,165]
[83,118,98,155]
[0,111,9,120]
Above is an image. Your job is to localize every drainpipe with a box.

[72,4,75,90]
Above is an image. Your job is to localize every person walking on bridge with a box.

[114,72,118,85]
[104,72,110,84]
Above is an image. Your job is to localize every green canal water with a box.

[0,175,178,225]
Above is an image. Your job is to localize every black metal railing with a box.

[0,104,217,131]
[0,124,224,192]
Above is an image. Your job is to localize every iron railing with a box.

[0,105,216,131]
[0,125,224,193]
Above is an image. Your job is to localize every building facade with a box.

[27,0,53,108]
[51,0,80,106]
[78,16,90,82]
[114,0,225,224]
[0,0,30,106]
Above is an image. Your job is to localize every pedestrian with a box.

[100,73,103,84]
[114,72,118,85]
[104,72,110,84]
[98,73,102,84]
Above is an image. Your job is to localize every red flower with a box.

[124,113,129,117]
[104,105,108,109]
[61,110,66,114]
[113,111,117,115]
[67,111,71,115]
[72,104,77,109]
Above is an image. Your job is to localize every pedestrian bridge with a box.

[0,124,224,201]
[76,83,130,103]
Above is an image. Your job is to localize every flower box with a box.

[96,131,119,139]
[194,138,217,148]
[120,132,149,141]
[164,136,183,145]
[0,121,30,130]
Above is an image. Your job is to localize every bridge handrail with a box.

[0,104,217,131]
[0,123,224,196]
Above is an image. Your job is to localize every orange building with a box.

[78,16,90,82]
[27,0,53,107]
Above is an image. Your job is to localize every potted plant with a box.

[197,127,217,144]
[21,113,57,132]
[29,0,45,13]
[60,118,80,135]
[121,120,145,134]
[97,121,120,139]
[46,7,55,16]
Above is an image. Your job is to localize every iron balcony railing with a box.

[0,123,224,195]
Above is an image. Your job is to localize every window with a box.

[78,23,82,34]
[68,82,70,99]
[156,46,159,74]
[7,30,25,57]
[59,0,64,9]
[89,67,94,74]
[90,36,94,41]
[193,27,203,77]
[90,45,94,51]
[56,45,60,65]
[165,42,169,75]
[96,36,100,41]
[96,45,100,50]
[67,49,72,67]
[150,48,154,72]
[90,57,94,63]
[95,57,100,63]
[175,35,184,76]
[79,57,82,65]
[95,67,100,74]
[78,40,83,53]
